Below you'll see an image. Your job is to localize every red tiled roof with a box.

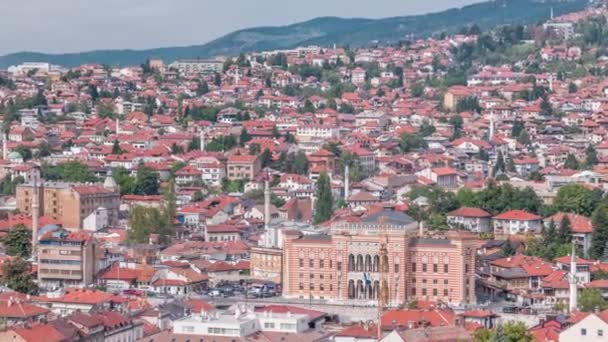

[546,212,592,234]
[380,309,454,329]
[447,207,491,218]
[493,210,541,221]
[0,298,49,318]
[11,324,67,342]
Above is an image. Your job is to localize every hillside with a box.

[0,0,589,68]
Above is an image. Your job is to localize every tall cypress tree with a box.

[544,220,557,245]
[314,172,334,224]
[590,204,608,259]
[557,216,572,245]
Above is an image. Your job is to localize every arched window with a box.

[356,255,364,272]
[365,255,372,272]
[373,255,380,272]
[348,254,355,271]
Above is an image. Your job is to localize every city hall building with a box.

[280,210,478,306]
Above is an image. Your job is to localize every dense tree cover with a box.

[14,146,32,161]
[243,189,286,208]
[552,184,602,217]
[314,172,334,224]
[455,96,481,113]
[474,321,533,342]
[112,165,159,196]
[0,174,24,195]
[525,219,573,261]
[502,239,516,257]
[205,135,237,152]
[407,185,459,230]
[41,161,98,183]
[590,203,608,260]
[273,151,309,175]
[185,106,221,122]
[2,224,31,258]
[455,182,542,215]
[564,153,580,170]
[222,179,245,193]
[127,206,173,245]
[399,133,427,153]
[579,288,608,312]
[2,257,37,294]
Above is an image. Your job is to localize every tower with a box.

[569,243,578,312]
[344,165,350,201]
[31,176,39,258]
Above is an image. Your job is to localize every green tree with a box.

[188,136,201,152]
[543,220,557,246]
[553,184,602,217]
[314,172,334,224]
[399,133,427,152]
[36,141,52,158]
[586,145,599,167]
[239,128,251,146]
[127,206,169,244]
[41,161,98,183]
[456,188,479,207]
[292,152,309,175]
[410,83,424,97]
[564,153,579,170]
[511,121,524,138]
[2,257,37,294]
[590,204,608,259]
[579,288,608,312]
[2,224,31,258]
[557,216,572,245]
[192,190,205,202]
[502,239,516,257]
[134,165,159,195]
[111,140,124,155]
[14,146,32,161]
[493,151,506,176]
[501,321,533,342]
[260,148,273,168]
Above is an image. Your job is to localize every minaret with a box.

[2,133,7,160]
[549,74,554,92]
[235,66,240,86]
[569,243,578,312]
[344,165,350,201]
[31,176,39,257]
[489,113,495,141]
[115,118,120,135]
[550,7,554,21]
[199,129,206,152]
[264,179,271,230]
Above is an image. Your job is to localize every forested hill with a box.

[0,0,589,68]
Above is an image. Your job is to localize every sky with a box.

[0,0,480,55]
